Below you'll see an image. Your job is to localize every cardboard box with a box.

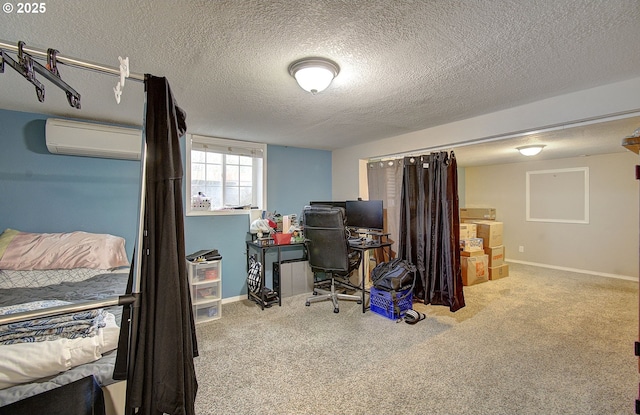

[460,249,484,257]
[460,207,496,220]
[489,264,509,280]
[461,255,488,286]
[484,245,505,267]
[459,223,477,239]
[460,238,483,252]
[473,221,503,248]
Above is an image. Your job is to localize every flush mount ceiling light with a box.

[517,145,545,156]
[288,57,340,94]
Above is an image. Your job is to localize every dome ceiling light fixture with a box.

[517,145,545,156]
[288,57,340,94]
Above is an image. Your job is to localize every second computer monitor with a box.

[345,200,383,230]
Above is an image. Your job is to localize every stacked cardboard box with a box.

[485,245,504,268]
[460,223,482,257]
[460,237,483,254]
[459,221,488,285]
[459,207,508,282]
[461,254,488,286]
[474,220,508,280]
[460,207,496,221]
[459,223,477,239]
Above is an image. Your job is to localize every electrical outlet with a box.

[518,246,524,253]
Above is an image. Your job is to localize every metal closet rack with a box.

[0,38,146,321]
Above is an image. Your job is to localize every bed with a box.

[0,229,131,413]
[1,39,198,415]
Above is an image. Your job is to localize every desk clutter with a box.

[245,236,311,310]
[246,205,419,320]
[347,229,391,247]
[250,211,303,246]
[459,207,509,286]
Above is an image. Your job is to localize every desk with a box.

[246,239,307,309]
[347,239,393,313]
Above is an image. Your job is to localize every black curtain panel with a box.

[116,75,198,415]
[399,155,426,299]
[399,152,465,312]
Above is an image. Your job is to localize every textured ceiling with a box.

[1,0,639,161]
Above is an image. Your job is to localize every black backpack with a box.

[371,259,416,292]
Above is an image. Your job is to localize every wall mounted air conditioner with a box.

[45,118,142,160]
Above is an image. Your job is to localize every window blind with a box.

[191,135,264,158]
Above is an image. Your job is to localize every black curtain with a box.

[399,151,465,312]
[115,75,198,415]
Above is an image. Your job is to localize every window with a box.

[186,135,266,215]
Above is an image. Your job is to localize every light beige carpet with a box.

[193,263,638,415]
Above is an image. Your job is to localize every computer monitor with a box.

[345,200,383,230]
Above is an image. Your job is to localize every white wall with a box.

[465,152,639,279]
[332,77,640,200]
[332,77,640,278]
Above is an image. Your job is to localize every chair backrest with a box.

[303,206,350,273]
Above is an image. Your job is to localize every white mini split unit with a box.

[45,118,142,160]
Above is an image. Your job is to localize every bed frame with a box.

[0,39,146,415]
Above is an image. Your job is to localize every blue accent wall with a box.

[0,109,332,300]
[184,143,332,298]
[267,145,332,215]
[0,110,140,255]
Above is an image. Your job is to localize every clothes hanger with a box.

[0,41,81,109]
[113,56,129,104]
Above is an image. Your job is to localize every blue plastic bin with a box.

[369,286,413,320]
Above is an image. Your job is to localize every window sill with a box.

[186,208,261,217]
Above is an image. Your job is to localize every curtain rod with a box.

[0,39,145,81]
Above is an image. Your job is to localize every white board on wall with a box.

[526,167,589,224]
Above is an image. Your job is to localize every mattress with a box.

[0,271,129,407]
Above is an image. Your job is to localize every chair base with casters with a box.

[305,272,361,313]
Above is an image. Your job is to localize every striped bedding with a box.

[0,300,108,345]
[0,271,128,407]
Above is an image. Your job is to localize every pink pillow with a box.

[0,231,130,271]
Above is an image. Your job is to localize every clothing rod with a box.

[0,294,137,325]
[0,39,144,81]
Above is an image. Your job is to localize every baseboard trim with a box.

[506,259,638,282]
[219,262,638,304]
[222,295,245,304]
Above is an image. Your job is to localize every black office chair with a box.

[303,205,362,313]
